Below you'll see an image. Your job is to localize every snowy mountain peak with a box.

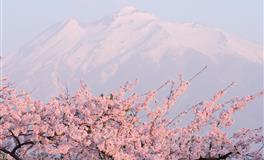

[113,6,157,23]
[117,6,138,15]
[5,7,263,101]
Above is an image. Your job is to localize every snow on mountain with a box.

[4,6,263,128]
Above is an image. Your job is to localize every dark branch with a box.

[198,152,233,160]
[11,141,34,154]
[0,148,21,160]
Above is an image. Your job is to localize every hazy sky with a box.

[2,0,263,52]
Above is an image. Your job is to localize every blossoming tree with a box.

[0,72,263,160]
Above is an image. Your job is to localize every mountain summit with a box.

[117,6,138,15]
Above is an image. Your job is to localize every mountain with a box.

[4,6,263,128]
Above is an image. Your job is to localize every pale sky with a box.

[2,0,263,53]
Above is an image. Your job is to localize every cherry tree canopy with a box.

[0,74,263,160]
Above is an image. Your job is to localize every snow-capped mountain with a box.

[4,6,263,128]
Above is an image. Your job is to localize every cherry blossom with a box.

[0,76,263,160]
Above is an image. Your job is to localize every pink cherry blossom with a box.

[0,76,263,160]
